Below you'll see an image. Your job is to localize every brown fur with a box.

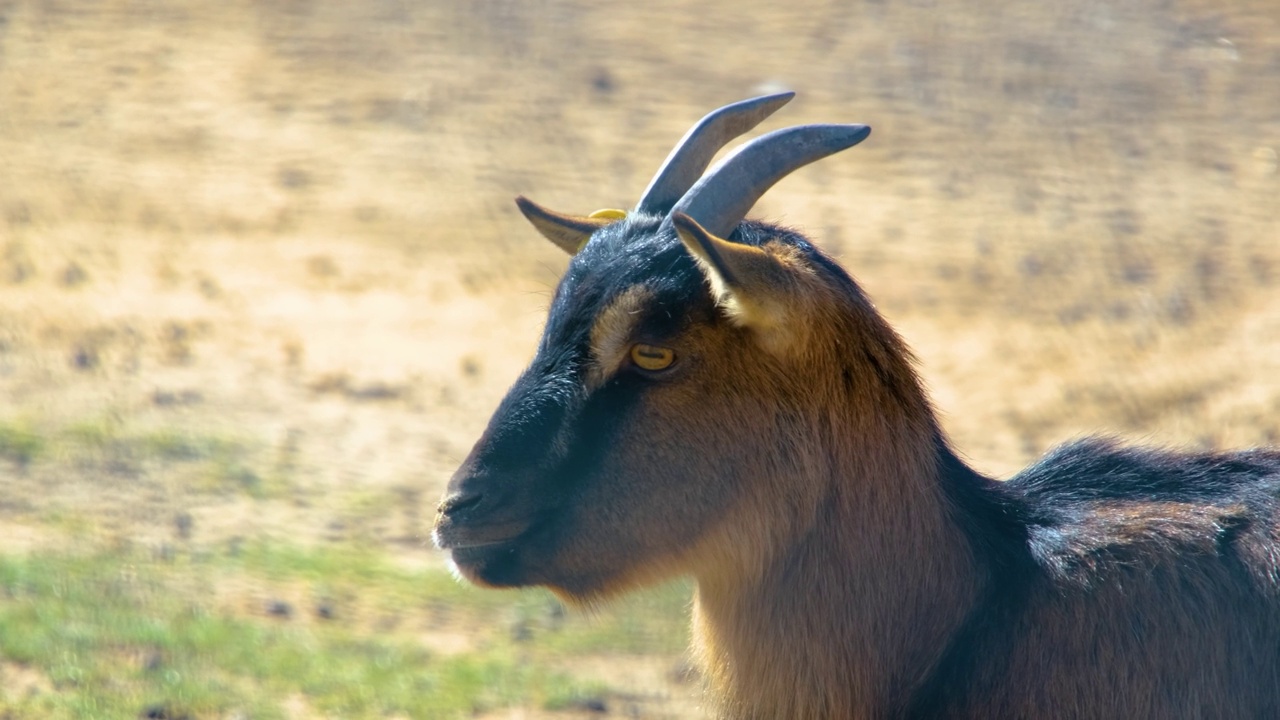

[675,230,979,717]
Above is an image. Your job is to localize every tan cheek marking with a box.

[587,285,654,390]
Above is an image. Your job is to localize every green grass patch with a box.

[224,540,691,652]
[61,417,246,468]
[0,544,691,719]
[4,414,284,498]
[0,419,44,468]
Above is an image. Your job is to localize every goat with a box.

[433,93,1280,718]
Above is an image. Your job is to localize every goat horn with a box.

[634,92,795,215]
[668,124,871,238]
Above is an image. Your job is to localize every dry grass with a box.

[0,0,1277,716]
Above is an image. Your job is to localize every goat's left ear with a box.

[516,196,622,255]
[672,212,806,353]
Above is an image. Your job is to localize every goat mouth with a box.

[445,539,533,589]
[440,518,557,589]
[434,513,553,588]
[435,533,518,552]
[433,526,523,552]
[432,513,532,551]
[449,541,516,564]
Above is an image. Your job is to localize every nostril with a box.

[440,491,485,517]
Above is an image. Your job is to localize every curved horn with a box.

[634,92,795,215]
[668,124,871,238]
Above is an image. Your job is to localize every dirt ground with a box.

[0,0,1278,714]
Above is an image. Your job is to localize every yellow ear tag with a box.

[588,209,627,220]
[578,209,627,251]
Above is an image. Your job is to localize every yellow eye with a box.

[630,344,675,372]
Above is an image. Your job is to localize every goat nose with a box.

[438,491,485,517]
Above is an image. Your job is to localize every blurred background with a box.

[0,0,1277,717]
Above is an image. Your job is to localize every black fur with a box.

[905,434,1280,717]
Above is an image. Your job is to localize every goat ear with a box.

[672,212,800,351]
[515,196,616,255]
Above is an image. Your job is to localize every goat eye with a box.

[630,344,675,372]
